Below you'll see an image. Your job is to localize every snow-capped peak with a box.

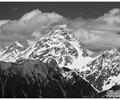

[14,41,24,48]
[1,24,120,94]
[0,41,25,62]
[39,24,74,42]
[75,47,120,93]
[51,24,71,35]
[16,24,92,69]
[6,41,24,51]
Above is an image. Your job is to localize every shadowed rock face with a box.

[2,24,120,98]
[0,58,97,98]
[0,24,98,98]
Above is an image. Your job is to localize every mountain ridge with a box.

[0,41,25,62]
[0,24,120,97]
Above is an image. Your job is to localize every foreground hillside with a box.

[0,24,120,98]
[0,58,97,98]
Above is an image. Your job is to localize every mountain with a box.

[74,48,120,93]
[0,24,98,97]
[0,57,97,98]
[15,24,93,70]
[0,41,25,62]
[1,24,120,97]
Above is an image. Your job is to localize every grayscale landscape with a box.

[0,2,120,98]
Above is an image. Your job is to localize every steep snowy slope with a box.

[74,48,120,93]
[0,41,25,62]
[1,24,120,97]
[16,24,93,69]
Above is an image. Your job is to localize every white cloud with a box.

[66,8,120,51]
[1,8,120,53]
[27,40,36,46]
[19,9,41,23]
[0,20,10,27]
[32,31,43,39]
[0,9,63,48]
[96,8,120,25]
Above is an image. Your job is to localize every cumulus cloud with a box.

[96,8,120,25]
[0,20,10,27]
[32,31,43,39]
[1,8,120,53]
[72,26,120,50]
[67,8,120,52]
[27,40,36,46]
[0,9,63,49]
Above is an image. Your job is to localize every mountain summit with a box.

[1,24,120,97]
[0,41,25,62]
[75,48,120,93]
[16,24,92,69]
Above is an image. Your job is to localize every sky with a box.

[0,2,120,19]
[0,2,120,53]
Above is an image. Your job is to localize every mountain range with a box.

[0,24,120,97]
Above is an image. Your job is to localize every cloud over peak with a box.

[0,9,64,49]
[1,8,120,53]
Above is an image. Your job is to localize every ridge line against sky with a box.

[0,2,120,52]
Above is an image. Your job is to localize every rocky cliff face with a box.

[0,24,120,98]
[15,24,92,69]
[0,41,25,62]
[0,24,96,98]
[75,48,120,93]
[0,57,97,98]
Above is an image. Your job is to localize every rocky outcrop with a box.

[0,58,96,98]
